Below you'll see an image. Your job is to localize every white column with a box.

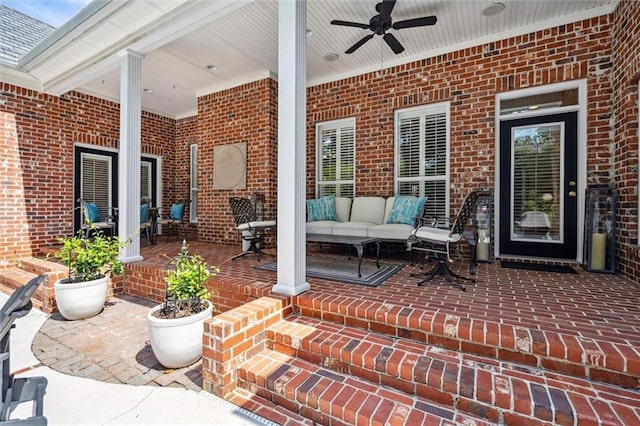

[119,50,144,263]
[272,0,310,296]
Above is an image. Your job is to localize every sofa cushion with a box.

[383,196,396,224]
[335,197,352,223]
[306,220,338,235]
[332,221,372,237]
[307,195,337,222]
[350,197,386,225]
[387,196,427,225]
[368,223,415,240]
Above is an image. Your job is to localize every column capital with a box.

[119,49,145,60]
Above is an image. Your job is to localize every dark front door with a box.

[499,112,578,259]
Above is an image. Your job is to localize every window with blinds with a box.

[395,103,450,220]
[316,118,355,197]
[511,124,562,240]
[81,153,112,220]
[190,144,198,222]
[141,160,152,202]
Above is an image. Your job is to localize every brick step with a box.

[0,267,38,292]
[295,296,640,389]
[0,257,66,313]
[18,257,67,281]
[266,315,640,425]
[238,349,492,426]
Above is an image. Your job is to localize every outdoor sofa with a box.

[306,195,427,244]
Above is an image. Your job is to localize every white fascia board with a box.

[19,0,119,70]
[0,65,43,91]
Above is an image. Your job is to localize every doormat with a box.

[255,257,403,287]
[500,260,578,274]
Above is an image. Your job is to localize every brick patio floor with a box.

[29,239,640,422]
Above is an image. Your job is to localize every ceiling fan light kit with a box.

[330,0,437,55]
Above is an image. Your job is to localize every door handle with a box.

[569,191,576,197]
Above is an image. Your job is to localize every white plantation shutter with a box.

[398,116,420,179]
[141,160,152,202]
[190,144,198,222]
[81,153,112,220]
[316,118,355,197]
[395,104,449,220]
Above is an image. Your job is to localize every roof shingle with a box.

[0,4,55,64]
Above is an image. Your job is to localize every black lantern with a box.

[473,189,494,263]
[583,186,617,273]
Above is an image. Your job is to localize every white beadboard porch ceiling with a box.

[21,0,618,119]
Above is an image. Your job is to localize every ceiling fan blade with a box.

[345,34,375,54]
[383,32,404,54]
[392,15,437,30]
[379,0,396,22]
[331,20,370,29]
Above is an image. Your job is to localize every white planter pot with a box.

[54,276,109,321]
[147,300,213,369]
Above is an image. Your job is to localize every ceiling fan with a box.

[330,0,437,55]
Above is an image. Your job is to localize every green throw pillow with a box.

[388,196,427,225]
[307,195,337,222]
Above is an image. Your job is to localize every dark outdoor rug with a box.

[255,257,403,287]
[501,260,578,274]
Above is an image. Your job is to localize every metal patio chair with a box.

[229,196,276,261]
[408,190,480,291]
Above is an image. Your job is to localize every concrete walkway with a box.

[6,293,274,425]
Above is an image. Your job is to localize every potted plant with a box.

[52,227,129,321]
[147,242,218,369]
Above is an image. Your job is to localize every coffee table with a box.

[306,234,380,277]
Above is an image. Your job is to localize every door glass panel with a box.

[511,123,563,242]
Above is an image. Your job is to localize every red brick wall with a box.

[306,16,614,212]
[612,0,640,281]
[5,10,638,281]
[0,83,175,266]
[195,79,278,245]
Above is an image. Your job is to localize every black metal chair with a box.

[229,196,276,261]
[408,190,480,291]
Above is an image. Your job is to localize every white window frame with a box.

[190,143,198,222]
[315,117,356,197]
[394,102,451,219]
